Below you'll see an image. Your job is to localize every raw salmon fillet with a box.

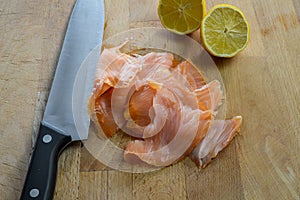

[88,45,242,168]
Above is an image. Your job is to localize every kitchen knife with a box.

[20,0,105,199]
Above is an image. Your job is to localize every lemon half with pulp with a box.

[158,0,206,35]
[201,4,250,57]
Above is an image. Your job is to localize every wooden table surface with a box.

[0,0,299,199]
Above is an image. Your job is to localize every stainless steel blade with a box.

[42,0,105,141]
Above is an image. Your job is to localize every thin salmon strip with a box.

[195,80,224,115]
[88,47,133,137]
[190,116,242,168]
[176,60,207,90]
[182,80,223,156]
[93,86,118,138]
[129,85,156,126]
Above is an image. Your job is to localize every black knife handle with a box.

[20,124,72,200]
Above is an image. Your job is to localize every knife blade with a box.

[20,0,105,199]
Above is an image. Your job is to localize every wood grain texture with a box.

[0,0,299,199]
[133,163,187,200]
[108,171,133,200]
[79,171,108,200]
[0,0,46,199]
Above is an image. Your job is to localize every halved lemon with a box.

[158,0,206,35]
[201,4,250,57]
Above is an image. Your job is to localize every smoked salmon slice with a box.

[194,80,224,115]
[175,60,207,90]
[190,116,242,168]
[88,45,242,168]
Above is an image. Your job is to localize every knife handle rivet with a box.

[42,134,52,144]
[29,188,39,198]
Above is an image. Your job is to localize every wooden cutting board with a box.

[0,0,299,199]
